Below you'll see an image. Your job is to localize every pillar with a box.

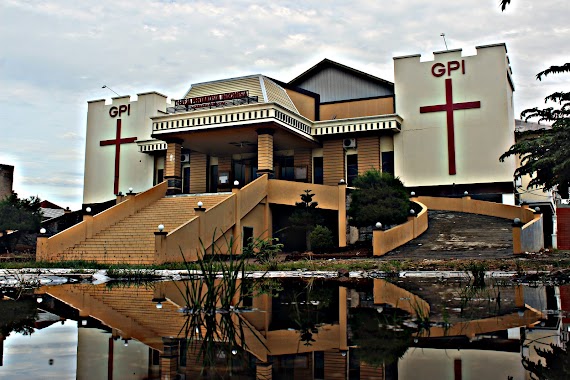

[232,185,242,254]
[160,337,179,380]
[257,129,274,176]
[164,139,183,195]
[338,181,347,248]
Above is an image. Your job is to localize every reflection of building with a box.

[32,276,559,380]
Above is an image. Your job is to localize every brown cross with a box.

[420,78,481,175]
[99,119,137,195]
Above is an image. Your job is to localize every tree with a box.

[288,189,323,251]
[348,169,409,228]
[522,343,570,380]
[0,192,42,252]
[0,192,42,232]
[498,2,570,198]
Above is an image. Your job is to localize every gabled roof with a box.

[289,58,394,89]
[183,74,300,114]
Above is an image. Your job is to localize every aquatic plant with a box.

[175,233,268,377]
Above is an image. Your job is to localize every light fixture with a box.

[156,302,163,309]
[410,191,416,196]
[231,349,238,355]
[82,319,88,326]
[513,217,521,225]
[339,179,346,184]
[410,209,416,215]
[158,224,164,232]
[123,339,129,347]
[464,191,469,196]
[197,201,203,208]
[85,207,92,213]
[534,207,541,212]
[233,180,239,186]
[40,228,46,234]
[375,222,382,229]
[36,296,43,303]
[341,350,347,357]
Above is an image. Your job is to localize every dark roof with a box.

[40,200,64,209]
[515,119,552,133]
[289,58,394,89]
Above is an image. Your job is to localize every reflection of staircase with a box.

[62,194,230,264]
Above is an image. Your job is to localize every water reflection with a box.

[1,277,569,379]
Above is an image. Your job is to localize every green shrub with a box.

[348,169,409,228]
[243,236,283,265]
[309,225,334,253]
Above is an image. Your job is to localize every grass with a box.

[1,252,570,273]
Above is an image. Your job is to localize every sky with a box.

[0,0,568,210]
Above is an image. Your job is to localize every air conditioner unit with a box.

[181,153,190,163]
[343,138,356,149]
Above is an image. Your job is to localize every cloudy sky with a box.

[0,0,568,210]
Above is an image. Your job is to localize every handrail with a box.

[38,181,167,260]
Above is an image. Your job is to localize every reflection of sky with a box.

[1,320,77,379]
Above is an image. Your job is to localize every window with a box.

[276,156,294,181]
[347,154,358,186]
[182,166,190,194]
[209,165,218,192]
[313,157,323,184]
[381,151,394,175]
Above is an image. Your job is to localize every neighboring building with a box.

[39,200,67,221]
[83,43,516,206]
[514,119,559,247]
[0,164,14,200]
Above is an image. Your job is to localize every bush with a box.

[243,236,283,265]
[309,225,334,253]
[348,170,409,228]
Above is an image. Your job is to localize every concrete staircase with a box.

[61,193,230,264]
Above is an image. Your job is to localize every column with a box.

[160,337,179,380]
[164,139,183,195]
[257,129,274,176]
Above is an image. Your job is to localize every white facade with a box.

[393,44,516,189]
[83,92,170,204]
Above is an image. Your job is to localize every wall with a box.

[0,164,14,200]
[322,139,345,186]
[393,44,517,188]
[372,201,428,256]
[285,89,316,120]
[83,92,169,204]
[357,136,380,174]
[418,195,544,254]
[557,206,570,250]
[320,96,394,120]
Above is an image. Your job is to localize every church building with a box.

[38,43,526,263]
[84,43,516,206]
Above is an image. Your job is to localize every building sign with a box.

[168,90,257,113]
[174,91,249,107]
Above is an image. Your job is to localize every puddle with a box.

[1,277,569,379]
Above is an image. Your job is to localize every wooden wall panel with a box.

[286,89,316,120]
[257,134,274,171]
[294,148,312,183]
[320,97,394,120]
[165,142,181,177]
[189,152,207,193]
[357,136,380,174]
[324,351,347,379]
[323,140,345,186]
